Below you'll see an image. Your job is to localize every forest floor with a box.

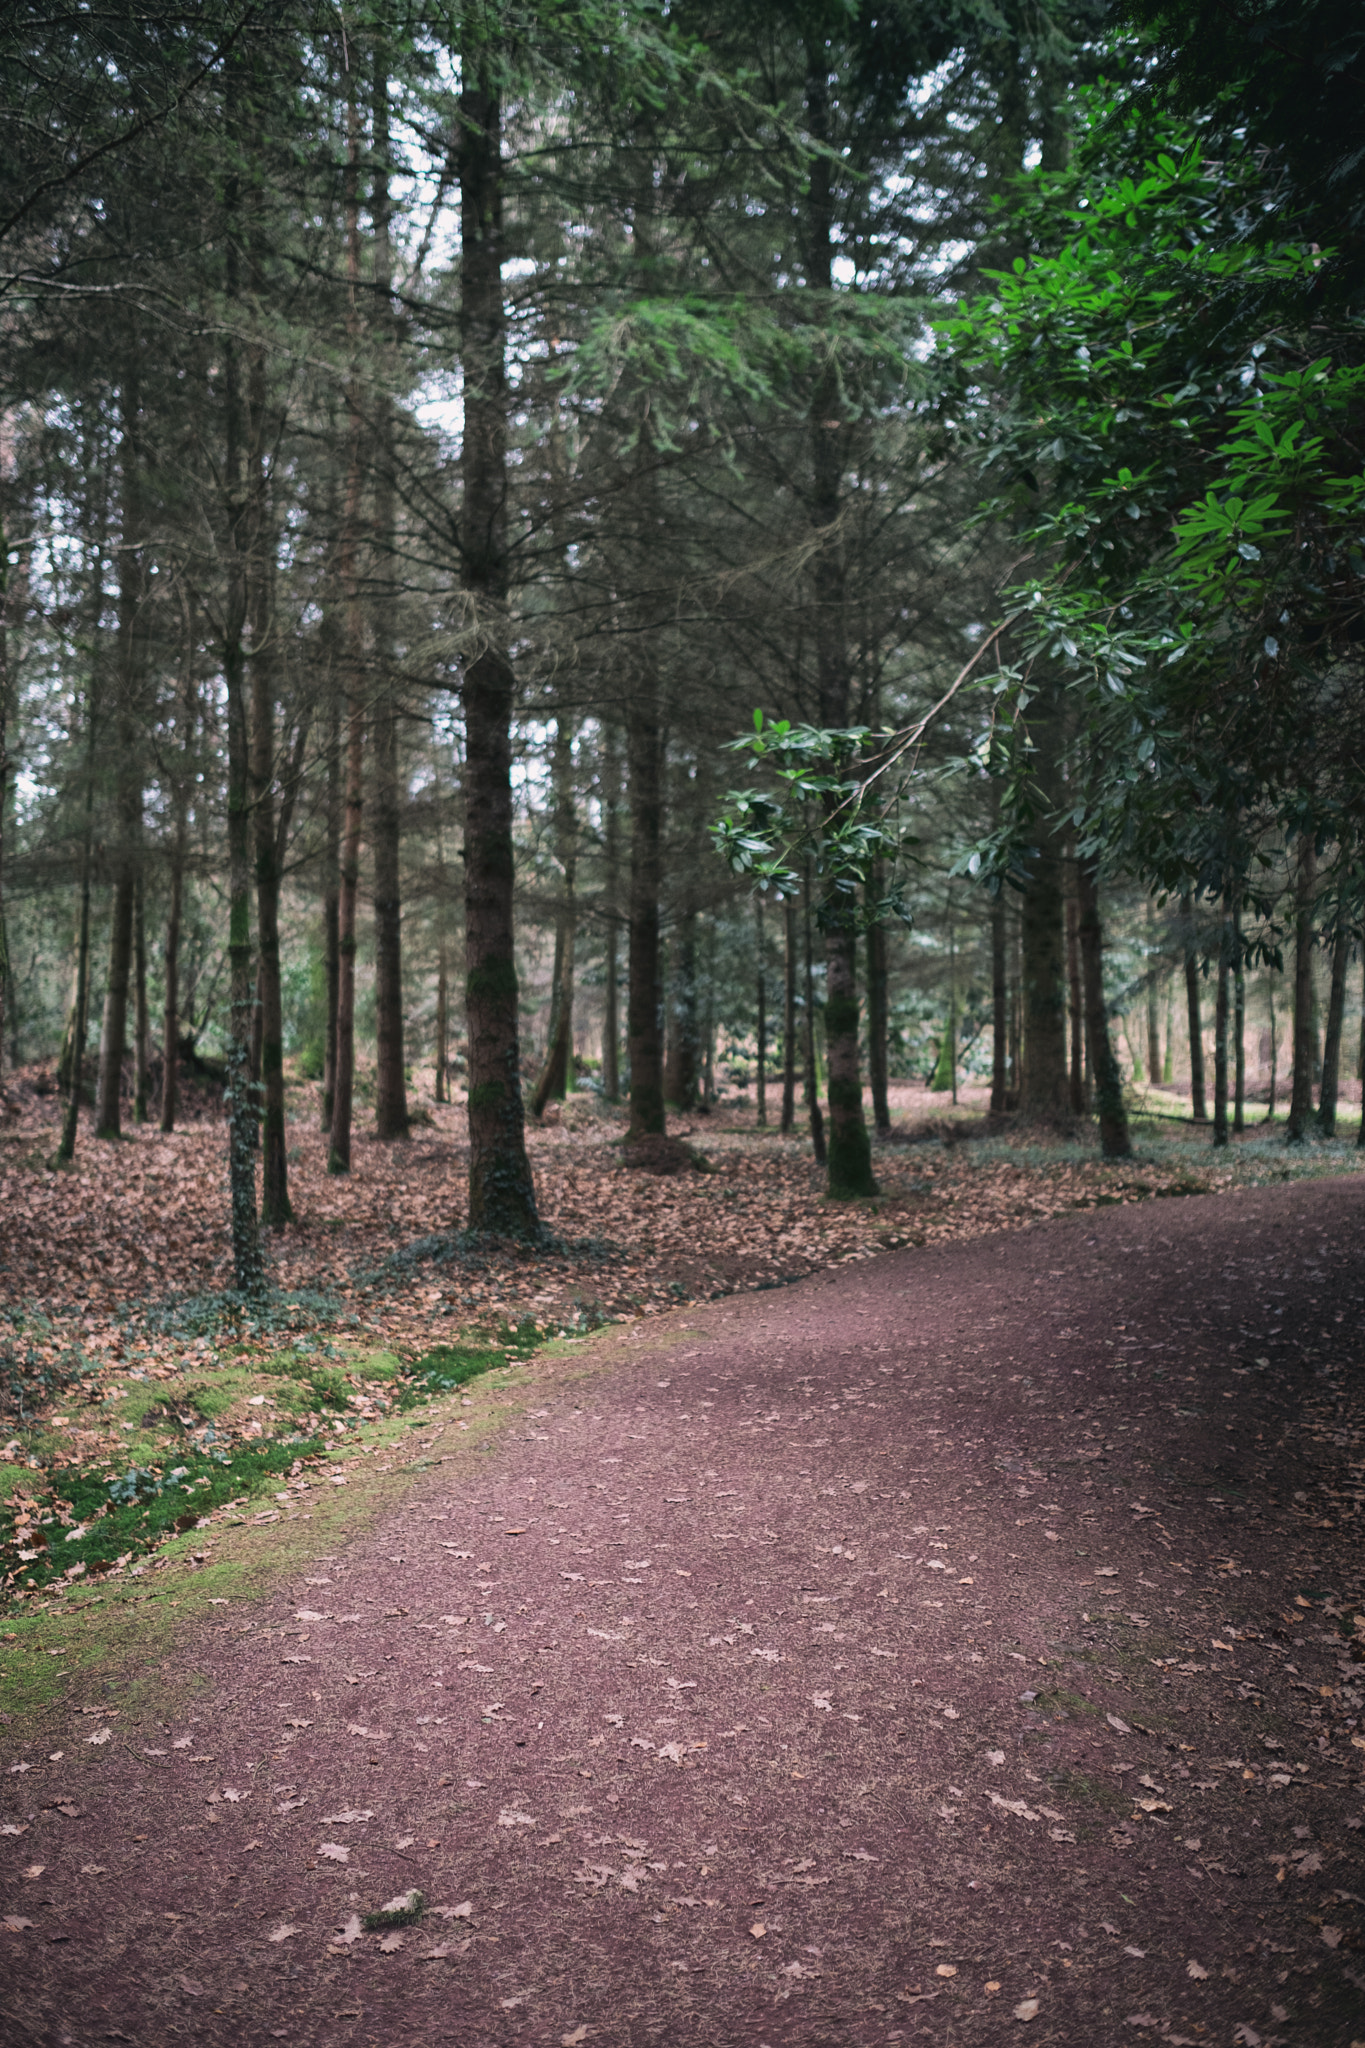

[0,1071,1363,2044]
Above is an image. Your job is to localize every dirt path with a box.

[3,1178,1364,2048]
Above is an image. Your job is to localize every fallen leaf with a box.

[81,1863,106,1875]
[2,1916,34,1932]
[750,1922,766,1939]
[333,1915,363,1947]
[936,1963,958,1978]
[1124,1946,1147,1959]
[1094,1567,1119,1577]
[1106,1714,1131,1734]
[378,1930,404,1953]
[21,1865,44,1879]
[561,2029,590,2046]
[176,1974,207,1997]
[1320,1925,1343,1949]
[85,1728,111,1745]
[320,1809,373,1825]
[1013,1998,1039,2021]
[319,1843,350,1863]
[432,1902,473,1921]
[1232,2027,1261,2047]
[267,1925,299,1943]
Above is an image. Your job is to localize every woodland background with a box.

[0,0,1363,1292]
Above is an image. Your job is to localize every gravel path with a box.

[3,1175,1364,2047]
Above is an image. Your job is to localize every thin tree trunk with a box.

[457,39,538,1232]
[0,504,8,1096]
[95,374,144,1140]
[161,840,183,1134]
[627,670,665,1138]
[434,941,449,1103]
[601,730,621,1104]
[55,688,98,1164]
[1076,854,1131,1158]
[1233,899,1245,1133]
[329,75,365,1179]
[1008,907,1022,1104]
[803,877,826,1167]
[1066,884,1084,1112]
[133,872,149,1122]
[1358,951,1365,1148]
[1019,686,1069,1121]
[371,38,408,1144]
[781,899,797,1135]
[1146,898,1161,1092]
[1266,968,1278,1123]
[1181,893,1208,1120]
[665,902,699,1111]
[531,717,577,1120]
[250,485,291,1224]
[321,685,340,1132]
[222,134,262,1292]
[990,893,1007,1115]
[1318,916,1349,1136]
[755,894,767,1126]
[866,902,890,1135]
[1213,893,1231,1147]
[1286,838,1317,1142]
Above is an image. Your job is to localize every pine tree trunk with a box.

[1233,900,1246,1134]
[1317,918,1349,1136]
[322,687,341,1132]
[531,717,577,1120]
[627,671,665,1138]
[755,895,768,1126]
[1019,686,1069,1121]
[161,840,182,1134]
[1076,854,1131,1158]
[1145,899,1161,1093]
[803,880,826,1167]
[1213,895,1231,1147]
[1181,894,1207,1120]
[781,899,797,1135]
[1266,970,1278,1123]
[665,907,699,1111]
[866,908,890,1135]
[601,731,621,1104]
[458,43,538,1234]
[1286,839,1317,1143]
[1066,885,1084,1113]
[250,496,291,1224]
[434,941,449,1104]
[0,508,8,1097]
[990,894,1007,1114]
[95,378,144,1141]
[329,77,365,1179]
[55,690,97,1163]
[132,873,149,1122]
[371,43,408,1145]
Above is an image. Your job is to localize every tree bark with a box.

[1018,684,1069,1122]
[990,893,1007,1115]
[665,903,699,1111]
[1317,915,1349,1136]
[781,898,797,1134]
[1066,884,1084,1111]
[866,899,890,1135]
[434,941,449,1103]
[132,872,149,1122]
[1232,899,1245,1133]
[755,894,768,1126]
[1145,898,1161,1092]
[1285,838,1317,1143]
[1213,893,1231,1146]
[1182,893,1207,1120]
[95,376,144,1141]
[249,474,291,1224]
[457,40,538,1233]
[55,686,98,1164]
[803,878,826,1166]
[0,504,8,1096]
[626,667,665,1138]
[531,717,577,1120]
[1076,854,1131,1158]
[1266,968,1278,1123]
[321,683,340,1132]
[161,837,183,1134]
[601,728,621,1103]
[371,39,408,1144]
[328,74,365,1179]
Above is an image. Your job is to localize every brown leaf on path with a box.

[431,1901,473,1920]
[1320,1925,1343,1948]
[267,1925,299,1943]
[1013,1998,1040,2021]
[750,1922,766,1938]
[419,1939,471,1960]
[378,1930,404,1953]
[935,1963,957,1977]
[319,1843,350,1863]
[81,1864,106,1875]
[21,1865,44,1879]
[560,2030,590,2046]
[2,1916,34,1932]
[176,1974,207,1997]
[333,1915,362,1947]
[1185,1959,1208,1978]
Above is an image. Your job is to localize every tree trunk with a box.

[805,43,873,1197]
[329,78,365,1179]
[95,377,145,1141]
[321,685,341,1132]
[1066,884,1084,1112]
[1182,893,1207,1120]
[1146,899,1162,1093]
[131,873,149,1122]
[601,729,621,1103]
[1232,900,1245,1133]
[161,838,183,1134]
[531,718,577,1120]
[1008,909,1022,1105]
[1266,969,1278,1123]
[781,898,797,1135]
[457,43,538,1234]
[1018,686,1069,1122]
[434,940,449,1103]
[866,904,890,1135]
[665,904,699,1110]
[755,894,767,1126]
[0,505,8,1096]
[1285,838,1316,1143]
[626,669,665,1138]
[1317,916,1349,1136]
[1213,893,1231,1147]
[1076,854,1131,1158]
[371,42,408,1145]
[803,879,826,1166]
[990,893,1007,1114]
[250,484,291,1224]
[55,687,98,1164]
